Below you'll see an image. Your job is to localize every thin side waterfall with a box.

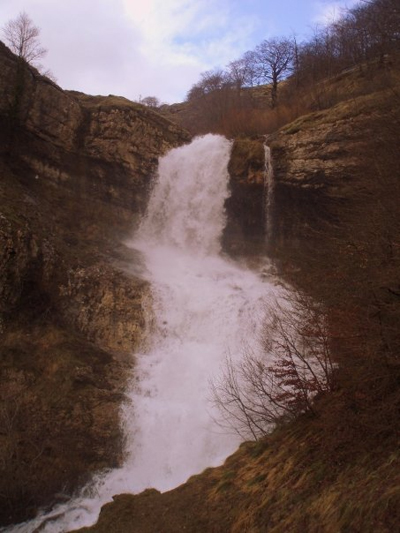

[5,134,284,533]
[264,144,274,242]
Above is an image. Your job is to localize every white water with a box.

[6,134,284,533]
[264,144,274,241]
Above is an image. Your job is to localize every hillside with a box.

[76,60,400,532]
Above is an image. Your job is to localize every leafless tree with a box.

[226,53,258,93]
[254,38,294,107]
[187,69,229,101]
[2,11,47,67]
[186,69,235,132]
[226,59,248,95]
[210,293,335,440]
[296,0,400,88]
[140,96,161,108]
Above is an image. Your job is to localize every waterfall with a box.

[5,134,283,533]
[135,134,231,256]
[264,144,274,242]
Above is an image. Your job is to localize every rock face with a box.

[0,42,189,221]
[223,138,266,255]
[0,41,190,526]
[267,89,397,256]
[59,263,149,354]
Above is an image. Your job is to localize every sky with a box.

[0,0,362,104]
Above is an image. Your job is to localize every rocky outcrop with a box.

[0,41,190,220]
[59,263,150,354]
[268,88,398,256]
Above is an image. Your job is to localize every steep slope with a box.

[0,41,190,526]
[75,416,400,533]
[76,63,400,533]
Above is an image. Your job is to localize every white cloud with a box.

[122,0,256,69]
[313,0,361,26]
[1,0,361,103]
[39,0,259,102]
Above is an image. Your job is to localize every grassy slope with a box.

[77,412,399,533]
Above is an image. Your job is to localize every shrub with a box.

[211,293,335,440]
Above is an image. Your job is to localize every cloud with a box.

[0,0,259,102]
[312,0,361,25]
[122,0,257,68]
[1,0,358,103]
[117,0,259,101]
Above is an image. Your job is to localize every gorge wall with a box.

[223,137,266,255]
[269,69,400,266]
[0,42,190,220]
[0,41,190,526]
[226,72,400,267]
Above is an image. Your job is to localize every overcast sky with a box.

[0,0,361,104]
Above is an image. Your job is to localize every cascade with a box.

[6,134,283,533]
[264,144,275,242]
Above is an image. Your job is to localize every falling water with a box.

[264,144,274,242]
[5,134,284,533]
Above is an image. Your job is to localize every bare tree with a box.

[140,96,161,108]
[185,69,234,132]
[254,38,294,107]
[187,69,229,101]
[226,59,248,95]
[2,11,47,67]
[211,293,335,440]
[227,53,259,94]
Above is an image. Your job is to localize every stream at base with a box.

[5,134,285,533]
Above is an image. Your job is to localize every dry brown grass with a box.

[74,409,400,533]
[217,100,310,137]
[172,53,400,139]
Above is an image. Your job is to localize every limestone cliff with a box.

[0,40,190,526]
[0,41,190,219]
[268,86,400,257]
[223,138,266,255]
